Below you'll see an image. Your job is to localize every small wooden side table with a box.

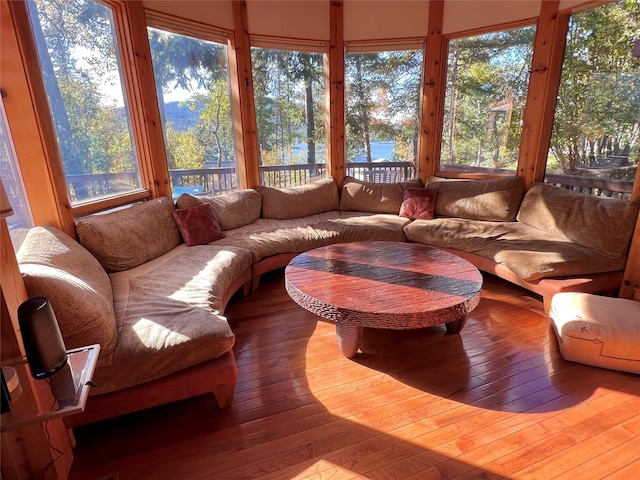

[1,344,100,432]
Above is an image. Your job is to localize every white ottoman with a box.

[549,292,640,374]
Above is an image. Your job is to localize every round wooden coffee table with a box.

[285,241,483,357]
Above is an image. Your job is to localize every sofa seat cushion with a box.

[94,244,252,394]
[517,184,640,258]
[404,218,627,281]
[211,224,332,262]
[257,178,339,219]
[425,176,526,221]
[17,226,117,362]
[313,212,410,244]
[76,197,181,273]
[549,293,640,373]
[209,211,408,262]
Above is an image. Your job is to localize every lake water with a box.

[293,141,395,163]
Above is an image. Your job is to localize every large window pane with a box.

[441,26,536,174]
[345,49,423,183]
[1,98,33,250]
[546,0,639,198]
[28,0,141,204]
[148,27,238,198]
[252,47,326,187]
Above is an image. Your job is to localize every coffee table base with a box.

[335,316,468,358]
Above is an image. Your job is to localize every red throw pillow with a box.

[172,203,223,246]
[399,188,437,220]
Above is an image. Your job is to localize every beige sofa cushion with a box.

[550,293,640,373]
[17,226,117,361]
[76,197,180,273]
[257,177,339,220]
[95,244,252,394]
[516,183,639,258]
[425,176,525,221]
[176,189,262,230]
[404,218,627,281]
[340,177,422,214]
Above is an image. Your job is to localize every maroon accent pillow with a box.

[399,188,437,220]
[171,203,223,246]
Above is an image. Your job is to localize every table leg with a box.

[336,323,363,358]
[445,316,468,334]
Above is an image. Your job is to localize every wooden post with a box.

[118,0,172,200]
[517,1,569,188]
[230,0,260,189]
[327,1,345,186]
[417,0,445,183]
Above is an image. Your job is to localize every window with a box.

[148,26,238,198]
[27,0,142,205]
[251,47,327,187]
[441,26,536,174]
[1,96,33,250]
[546,0,639,198]
[345,47,423,183]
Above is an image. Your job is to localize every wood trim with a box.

[417,0,445,182]
[115,0,171,200]
[230,0,259,189]
[327,1,345,186]
[145,8,233,43]
[517,1,569,188]
[444,17,538,42]
[2,0,75,236]
[71,189,150,217]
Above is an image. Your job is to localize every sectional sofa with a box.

[16,175,639,426]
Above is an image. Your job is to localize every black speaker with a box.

[17,297,68,380]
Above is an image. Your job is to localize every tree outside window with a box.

[251,47,326,187]
[345,48,423,183]
[28,0,141,203]
[546,0,639,195]
[148,27,238,197]
[441,26,536,174]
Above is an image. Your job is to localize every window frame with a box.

[146,11,239,196]
[343,39,426,183]
[437,19,538,179]
[249,37,330,187]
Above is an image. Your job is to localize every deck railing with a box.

[544,173,634,199]
[65,165,634,201]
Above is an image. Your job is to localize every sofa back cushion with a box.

[517,183,640,258]
[257,177,339,219]
[340,176,422,214]
[76,197,180,272]
[425,176,526,221]
[176,189,262,230]
[17,226,117,359]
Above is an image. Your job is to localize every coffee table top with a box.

[285,241,483,330]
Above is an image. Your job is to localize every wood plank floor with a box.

[69,271,640,480]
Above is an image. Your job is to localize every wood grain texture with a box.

[286,242,482,332]
[68,272,640,480]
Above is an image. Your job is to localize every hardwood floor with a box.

[68,271,640,480]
